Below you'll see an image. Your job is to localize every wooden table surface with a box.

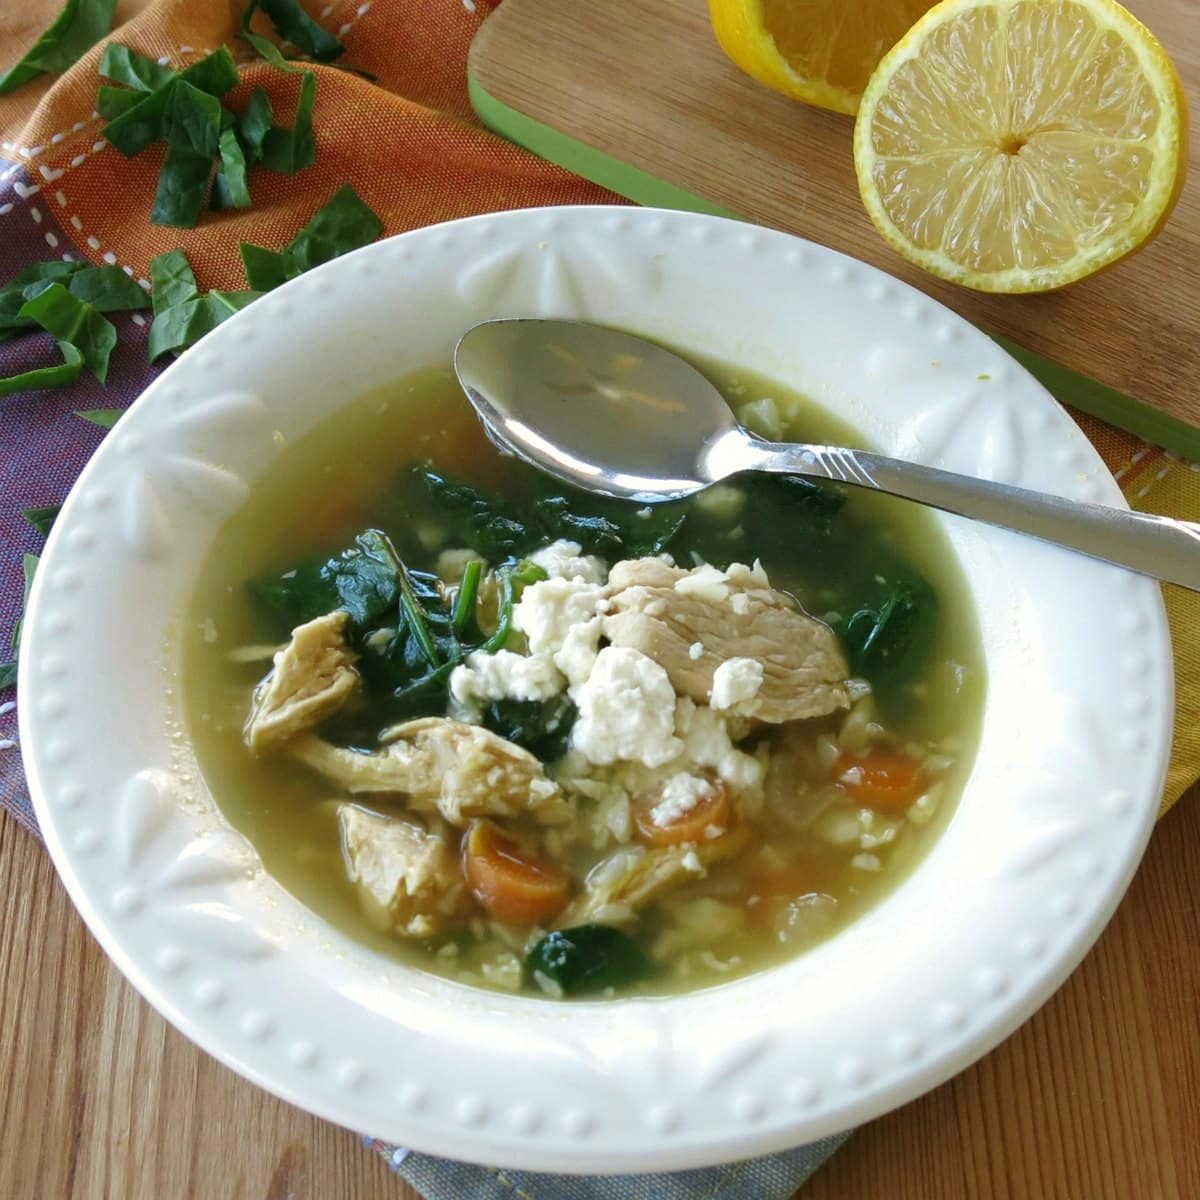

[1,789,1197,1200]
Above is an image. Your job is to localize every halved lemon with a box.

[853,0,1188,292]
[709,0,936,115]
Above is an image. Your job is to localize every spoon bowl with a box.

[455,318,738,501]
[455,318,1200,591]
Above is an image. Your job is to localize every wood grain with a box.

[0,788,1196,1199]
[469,0,1200,429]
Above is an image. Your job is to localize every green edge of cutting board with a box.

[468,72,1200,464]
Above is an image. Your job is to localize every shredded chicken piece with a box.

[603,558,851,722]
[338,804,468,938]
[291,717,570,826]
[555,826,750,928]
[244,611,358,753]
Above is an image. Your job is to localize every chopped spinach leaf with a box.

[213,127,252,209]
[0,0,117,97]
[838,576,937,682]
[95,84,141,119]
[23,504,62,537]
[0,341,83,395]
[238,87,274,161]
[415,467,531,559]
[75,407,122,428]
[100,46,240,158]
[101,81,176,156]
[0,261,84,341]
[63,266,151,312]
[149,248,199,313]
[174,45,240,97]
[16,285,116,382]
[1,263,146,347]
[147,288,261,360]
[283,183,383,271]
[249,0,345,62]
[324,529,405,627]
[0,664,15,689]
[239,30,308,75]
[414,464,689,563]
[384,661,457,722]
[238,242,293,292]
[150,140,214,227]
[239,184,384,291]
[526,926,649,995]
[482,696,577,762]
[166,79,223,156]
[258,69,316,174]
[98,43,174,92]
[251,528,406,630]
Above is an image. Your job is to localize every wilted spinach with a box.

[481,696,577,762]
[251,528,528,730]
[526,925,650,995]
[413,464,689,562]
[837,576,937,682]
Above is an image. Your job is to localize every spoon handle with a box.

[750,440,1200,591]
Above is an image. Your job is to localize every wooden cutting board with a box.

[468,0,1200,453]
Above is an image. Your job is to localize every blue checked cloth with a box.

[363,1134,852,1198]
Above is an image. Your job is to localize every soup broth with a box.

[185,356,984,998]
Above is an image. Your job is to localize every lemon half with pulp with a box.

[853,0,1188,292]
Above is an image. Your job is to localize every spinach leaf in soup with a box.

[526,925,650,996]
[415,466,532,560]
[481,696,577,762]
[251,528,404,631]
[837,575,938,683]
[413,464,689,561]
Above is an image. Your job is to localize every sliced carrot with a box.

[835,750,923,815]
[463,820,570,926]
[634,779,732,847]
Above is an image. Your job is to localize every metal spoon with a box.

[454,319,1200,591]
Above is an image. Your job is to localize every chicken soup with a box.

[185,357,984,998]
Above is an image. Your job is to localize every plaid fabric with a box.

[1,2,1197,1195]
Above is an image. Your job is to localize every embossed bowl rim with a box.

[20,206,1173,1173]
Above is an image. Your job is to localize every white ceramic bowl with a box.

[20,207,1172,1173]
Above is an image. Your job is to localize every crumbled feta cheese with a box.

[709,657,764,714]
[527,539,608,584]
[674,562,730,601]
[850,853,882,872]
[554,616,604,692]
[514,578,606,655]
[435,546,484,582]
[649,772,713,827]
[572,647,681,767]
[449,649,563,710]
[680,849,704,874]
[674,698,763,789]
[688,641,704,661]
[730,592,750,615]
